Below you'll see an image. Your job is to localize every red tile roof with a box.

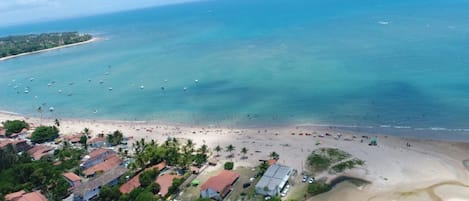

[0,139,27,148]
[84,154,122,176]
[119,173,140,194]
[119,161,167,194]
[89,137,106,144]
[268,159,278,166]
[27,145,53,160]
[63,172,81,182]
[5,190,47,201]
[201,170,240,194]
[156,174,181,197]
[5,190,26,200]
[63,133,84,143]
[88,148,110,158]
[149,161,166,172]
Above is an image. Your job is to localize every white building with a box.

[255,164,293,196]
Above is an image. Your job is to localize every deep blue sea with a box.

[2,0,469,139]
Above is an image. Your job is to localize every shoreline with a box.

[0,37,100,62]
[1,111,469,200]
[3,109,469,143]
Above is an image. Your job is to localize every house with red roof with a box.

[63,133,84,144]
[119,161,167,194]
[4,190,47,201]
[88,137,108,148]
[27,145,54,160]
[156,174,181,197]
[0,139,31,153]
[200,170,240,200]
[63,172,82,188]
[80,148,115,169]
[84,154,123,177]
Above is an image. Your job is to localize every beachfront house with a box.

[88,137,108,148]
[0,139,31,153]
[73,166,128,201]
[200,170,240,200]
[255,164,293,196]
[27,144,54,160]
[80,148,115,170]
[83,154,123,177]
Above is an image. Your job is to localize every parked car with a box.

[308,177,315,184]
[243,182,251,188]
[302,175,308,182]
[264,196,272,200]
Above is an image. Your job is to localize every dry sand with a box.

[1,111,469,201]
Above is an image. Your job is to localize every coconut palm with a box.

[198,144,209,155]
[226,144,235,158]
[214,145,222,157]
[241,147,248,159]
[269,151,280,160]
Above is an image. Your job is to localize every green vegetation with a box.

[307,148,353,172]
[2,120,29,137]
[0,32,92,58]
[139,168,160,188]
[214,145,222,156]
[135,190,158,201]
[226,144,235,157]
[307,182,331,196]
[331,159,365,173]
[97,185,121,201]
[196,198,212,201]
[269,151,280,160]
[131,137,209,170]
[167,177,184,196]
[224,161,234,170]
[31,126,59,144]
[107,130,124,146]
[0,142,83,200]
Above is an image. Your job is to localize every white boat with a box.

[49,107,55,112]
[108,87,113,91]
[24,90,29,94]
[140,85,145,89]
[183,87,187,91]
[58,89,63,93]
[194,79,199,83]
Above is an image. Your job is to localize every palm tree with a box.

[241,147,248,159]
[269,151,279,160]
[37,106,43,125]
[214,145,222,157]
[186,139,195,153]
[226,144,235,158]
[83,128,90,135]
[198,144,209,155]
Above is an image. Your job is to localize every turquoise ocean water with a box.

[2,0,469,139]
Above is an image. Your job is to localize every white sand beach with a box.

[1,112,469,201]
[0,37,100,62]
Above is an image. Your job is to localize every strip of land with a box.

[0,37,99,62]
[1,111,469,201]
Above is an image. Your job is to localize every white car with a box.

[308,177,315,184]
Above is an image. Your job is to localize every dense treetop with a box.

[1,120,29,137]
[0,32,92,58]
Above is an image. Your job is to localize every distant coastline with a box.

[0,36,99,62]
